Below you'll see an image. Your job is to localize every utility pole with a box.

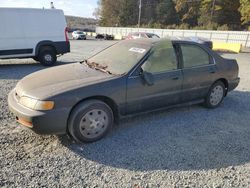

[138,0,142,30]
[211,0,216,21]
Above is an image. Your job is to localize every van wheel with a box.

[68,100,114,143]
[38,47,57,66]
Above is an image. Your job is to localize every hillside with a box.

[65,15,97,31]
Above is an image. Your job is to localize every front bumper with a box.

[54,41,70,54]
[228,77,240,91]
[8,89,69,135]
[77,35,86,39]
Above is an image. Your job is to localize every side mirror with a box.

[142,70,154,86]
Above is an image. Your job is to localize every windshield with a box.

[87,40,151,75]
[77,31,84,34]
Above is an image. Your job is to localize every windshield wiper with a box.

[80,59,113,75]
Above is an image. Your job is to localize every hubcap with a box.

[44,54,52,62]
[210,85,224,106]
[79,109,108,139]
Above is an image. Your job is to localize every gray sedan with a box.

[8,39,240,142]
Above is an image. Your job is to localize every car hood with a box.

[15,63,115,99]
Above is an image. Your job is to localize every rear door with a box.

[178,42,217,102]
[126,41,183,114]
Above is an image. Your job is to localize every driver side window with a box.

[142,42,177,74]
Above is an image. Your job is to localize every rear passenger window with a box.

[181,44,210,68]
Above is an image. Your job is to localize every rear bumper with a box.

[228,77,240,91]
[54,41,70,54]
[8,89,69,135]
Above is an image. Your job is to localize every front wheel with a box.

[204,81,225,108]
[68,100,114,143]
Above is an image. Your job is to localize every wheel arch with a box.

[214,78,229,96]
[67,96,120,129]
[35,41,57,56]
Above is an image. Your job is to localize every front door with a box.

[126,40,183,114]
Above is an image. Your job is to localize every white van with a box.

[0,8,70,66]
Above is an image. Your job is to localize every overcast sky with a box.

[0,0,98,18]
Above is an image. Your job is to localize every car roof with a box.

[171,36,210,42]
[124,38,163,44]
[120,38,174,48]
[122,38,204,48]
[128,37,194,43]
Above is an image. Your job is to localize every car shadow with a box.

[60,90,250,172]
[0,61,76,80]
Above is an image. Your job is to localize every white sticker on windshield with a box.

[129,47,146,53]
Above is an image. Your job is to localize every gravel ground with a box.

[0,40,250,188]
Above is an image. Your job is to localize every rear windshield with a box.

[88,40,151,75]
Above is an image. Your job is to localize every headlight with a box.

[19,96,54,110]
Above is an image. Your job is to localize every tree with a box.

[175,0,201,27]
[99,0,123,26]
[199,0,241,29]
[199,0,219,25]
[119,0,138,26]
[93,0,101,19]
[216,0,241,29]
[97,0,243,30]
[239,0,250,25]
[140,0,160,25]
[156,0,179,25]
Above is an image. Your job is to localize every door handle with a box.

[209,67,216,74]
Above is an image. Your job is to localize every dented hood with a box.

[15,63,115,99]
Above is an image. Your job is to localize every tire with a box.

[32,57,39,61]
[38,47,57,66]
[204,81,225,108]
[68,100,114,143]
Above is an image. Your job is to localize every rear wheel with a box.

[68,100,114,143]
[38,47,57,66]
[205,81,225,108]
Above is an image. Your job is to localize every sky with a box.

[0,0,98,18]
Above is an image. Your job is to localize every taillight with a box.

[65,27,69,42]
